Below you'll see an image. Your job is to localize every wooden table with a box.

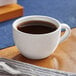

[0,28,76,73]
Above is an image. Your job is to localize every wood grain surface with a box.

[0,28,76,73]
[0,4,23,22]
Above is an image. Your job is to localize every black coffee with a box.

[17,20,57,34]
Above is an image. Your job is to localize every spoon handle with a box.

[0,62,21,74]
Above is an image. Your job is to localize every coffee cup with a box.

[13,15,71,59]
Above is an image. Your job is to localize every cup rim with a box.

[13,15,61,35]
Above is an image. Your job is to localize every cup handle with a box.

[59,23,71,43]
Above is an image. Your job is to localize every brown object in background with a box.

[0,4,23,22]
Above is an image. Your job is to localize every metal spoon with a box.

[0,61,21,74]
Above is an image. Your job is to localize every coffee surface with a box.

[17,20,57,34]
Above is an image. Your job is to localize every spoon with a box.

[0,61,21,74]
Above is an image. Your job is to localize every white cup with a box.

[13,15,71,59]
[0,0,17,6]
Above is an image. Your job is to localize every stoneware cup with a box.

[13,15,71,59]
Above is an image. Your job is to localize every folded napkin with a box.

[0,58,76,76]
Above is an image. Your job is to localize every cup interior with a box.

[13,15,60,34]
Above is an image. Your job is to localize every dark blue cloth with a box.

[0,0,76,49]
